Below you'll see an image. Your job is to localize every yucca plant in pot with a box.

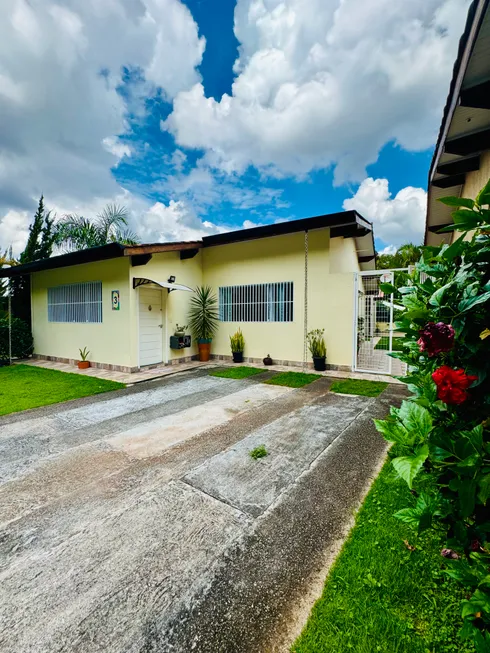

[188,286,219,362]
[307,328,326,371]
[230,328,245,363]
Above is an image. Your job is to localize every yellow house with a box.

[0,211,375,373]
[426,0,490,244]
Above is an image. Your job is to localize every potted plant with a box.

[188,286,219,362]
[307,329,326,371]
[230,328,245,363]
[78,347,90,369]
[174,323,188,337]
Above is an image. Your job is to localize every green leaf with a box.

[442,232,467,261]
[438,195,475,209]
[392,445,429,489]
[478,474,490,505]
[394,507,421,529]
[459,479,477,518]
[463,424,484,451]
[462,589,490,618]
[452,209,481,225]
[379,282,396,294]
[458,290,490,313]
[398,401,433,440]
[373,419,410,445]
[476,177,490,207]
[429,281,454,307]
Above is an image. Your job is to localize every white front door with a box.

[138,287,164,366]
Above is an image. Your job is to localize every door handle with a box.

[158,324,163,329]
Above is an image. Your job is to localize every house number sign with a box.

[112,290,120,311]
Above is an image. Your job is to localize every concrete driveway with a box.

[0,368,404,653]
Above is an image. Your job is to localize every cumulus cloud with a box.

[343,178,427,247]
[0,0,204,223]
[0,210,31,257]
[164,0,469,182]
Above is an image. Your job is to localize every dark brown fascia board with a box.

[428,223,453,233]
[432,174,466,189]
[0,243,126,278]
[428,0,489,184]
[123,241,203,256]
[460,79,490,109]
[444,127,490,156]
[358,255,376,263]
[436,153,480,176]
[180,248,200,260]
[201,211,371,248]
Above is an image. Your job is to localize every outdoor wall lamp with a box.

[168,275,176,284]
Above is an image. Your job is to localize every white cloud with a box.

[164,0,469,182]
[0,209,30,257]
[379,244,398,256]
[0,0,204,242]
[343,177,427,247]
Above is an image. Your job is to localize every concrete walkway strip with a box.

[184,394,372,517]
[107,383,291,459]
[0,480,249,653]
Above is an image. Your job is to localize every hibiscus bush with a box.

[374,178,490,652]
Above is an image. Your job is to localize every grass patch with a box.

[250,445,268,460]
[265,371,321,388]
[375,336,405,351]
[209,366,265,379]
[292,457,473,653]
[330,378,388,397]
[0,364,125,416]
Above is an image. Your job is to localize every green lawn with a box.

[330,378,388,397]
[292,456,473,653]
[0,364,125,416]
[209,366,266,379]
[265,371,321,388]
[375,336,405,351]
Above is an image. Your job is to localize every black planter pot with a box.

[232,352,244,363]
[313,356,326,372]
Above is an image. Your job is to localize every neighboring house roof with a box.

[0,210,375,278]
[426,0,490,245]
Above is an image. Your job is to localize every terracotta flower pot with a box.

[78,361,90,369]
[198,342,211,362]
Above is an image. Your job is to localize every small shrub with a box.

[230,328,245,353]
[307,328,326,358]
[250,445,267,460]
[0,316,33,360]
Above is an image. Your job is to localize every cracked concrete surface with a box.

[0,369,405,652]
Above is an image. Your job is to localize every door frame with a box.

[137,286,167,369]
[352,268,408,375]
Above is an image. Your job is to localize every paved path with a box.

[0,369,405,652]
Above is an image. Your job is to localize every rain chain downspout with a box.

[303,230,308,371]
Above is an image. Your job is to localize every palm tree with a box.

[54,204,140,252]
[377,243,422,269]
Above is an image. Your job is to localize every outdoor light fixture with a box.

[167,275,176,284]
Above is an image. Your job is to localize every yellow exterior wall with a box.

[452,151,490,243]
[31,258,131,367]
[128,250,203,364]
[30,231,360,370]
[203,230,357,368]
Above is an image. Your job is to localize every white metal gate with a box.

[353,269,408,376]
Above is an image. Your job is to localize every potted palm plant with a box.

[188,286,219,362]
[230,328,245,363]
[78,347,90,369]
[307,329,327,371]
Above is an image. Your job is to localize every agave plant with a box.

[54,204,140,252]
[188,286,219,342]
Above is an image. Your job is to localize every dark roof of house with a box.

[0,210,375,278]
[425,0,490,245]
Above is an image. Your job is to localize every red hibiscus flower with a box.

[432,366,477,405]
[418,322,455,357]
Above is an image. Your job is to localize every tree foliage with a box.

[11,195,55,324]
[54,204,140,252]
[374,179,490,650]
[377,243,423,270]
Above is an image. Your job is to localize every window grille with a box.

[219,282,293,322]
[48,281,102,323]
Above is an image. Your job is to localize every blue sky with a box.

[0,0,469,255]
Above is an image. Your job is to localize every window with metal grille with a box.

[48,281,103,323]
[219,282,293,322]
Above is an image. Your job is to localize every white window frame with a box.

[48,281,103,323]
[219,282,293,322]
